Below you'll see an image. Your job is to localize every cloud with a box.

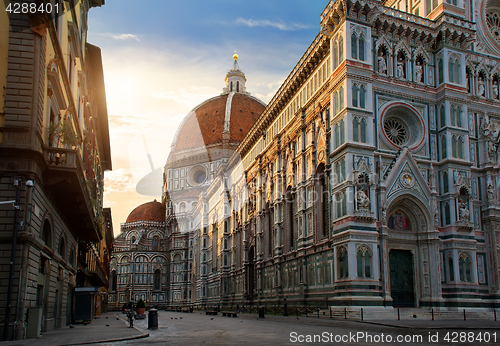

[234,17,310,31]
[104,168,137,194]
[111,33,140,41]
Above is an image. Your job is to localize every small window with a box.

[351,33,357,59]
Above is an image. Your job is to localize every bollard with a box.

[344,307,347,320]
[495,310,497,321]
[148,309,158,329]
[463,309,466,321]
[284,300,288,317]
[432,308,434,321]
[317,308,320,318]
[330,307,332,319]
[259,306,265,318]
[361,308,364,321]
[398,308,400,321]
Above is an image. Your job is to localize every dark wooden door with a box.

[389,250,415,307]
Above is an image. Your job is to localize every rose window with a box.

[384,118,409,146]
[487,11,500,44]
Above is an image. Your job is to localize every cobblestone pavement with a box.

[104,310,500,346]
[0,312,148,346]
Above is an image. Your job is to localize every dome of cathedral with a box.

[173,93,265,151]
[126,200,166,223]
[171,56,266,152]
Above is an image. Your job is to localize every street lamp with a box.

[3,179,34,341]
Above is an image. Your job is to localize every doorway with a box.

[389,249,415,307]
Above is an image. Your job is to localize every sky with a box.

[87,0,330,236]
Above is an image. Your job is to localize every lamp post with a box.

[3,179,33,341]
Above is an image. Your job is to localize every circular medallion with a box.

[318,150,325,162]
[401,173,415,188]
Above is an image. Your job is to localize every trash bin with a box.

[148,309,158,329]
[258,306,265,318]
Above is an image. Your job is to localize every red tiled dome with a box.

[126,200,165,223]
[174,93,265,151]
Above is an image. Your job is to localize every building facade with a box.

[0,0,111,340]
[117,0,500,311]
[108,201,169,308]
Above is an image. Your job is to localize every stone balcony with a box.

[43,146,101,242]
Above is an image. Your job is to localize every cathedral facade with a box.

[116,0,500,310]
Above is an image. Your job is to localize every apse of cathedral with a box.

[109,0,500,310]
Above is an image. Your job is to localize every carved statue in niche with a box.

[356,189,370,210]
[415,60,423,83]
[481,115,497,139]
[493,79,499,99]
[397,53,405,79]
[458,201,470,221]
[487,183,495,202]
[378,49,387,75]
[480,115,499,163]
[477,75,485,97]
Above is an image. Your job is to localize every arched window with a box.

[356,246,372,278]
[456,106,462,127]
[459,254,472,282]
[444,202,451,225]
[353,117,359,141]
[202,253,207,262]
[154,270,161,290]
[438,58,444,84]
[335,123,340,148]
[179,202,186,213]
[440,105,446,128]
[448,256,455,281]
[340,119,345,144]
[351,33,358,59]
[339,87,344,109]
[315,164,328,238]
[338,246,348,279]
[441,135,447,159]
[223,254,228,266]
[450,106,456,126]
[452,136,464,159]
[352,118,367,143]
[359,85,366,108]
[110,270,117,291]
[285,187,295,251]
[42,219,52,249]
[360,119,366,143]
[454,58,460,83]
[333,43,338,69]
[224,238,228,250]
[358,35,365,61]
[352,84,358,107]
[448,58,455,83]
[59,236,66,259]
[457,136,464,159]
[236,81,240,92]
[335,191,347,218]
[338,37,343,63]
[230,81,233,92]
[442,171,449,193]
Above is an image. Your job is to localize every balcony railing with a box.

[43,145,101,242]
[86,244,108,287]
